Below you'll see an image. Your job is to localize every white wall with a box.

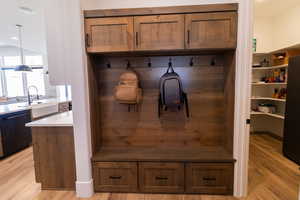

[272,4,300,51]
[253,17,273,53]
[254,4,300,52]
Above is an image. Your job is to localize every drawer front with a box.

[185,163,234,194]
[93,162,138,192]
[139,162,184,193]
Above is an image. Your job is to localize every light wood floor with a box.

[0,134,299,200]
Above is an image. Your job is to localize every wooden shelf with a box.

[253,52,268,56]
[251,111,285,119]
[252,64,288,70]
[92,147,234,163]
[252,82,287,86]
[251,97,286,102]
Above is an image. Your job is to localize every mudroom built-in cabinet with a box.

[84,3,237,195]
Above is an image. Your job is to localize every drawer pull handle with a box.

[155,176,168,180]
[109,176,122,180]
[203,177,216,181]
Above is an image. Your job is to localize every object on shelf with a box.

[257,103,276,114]
[260,59,269,67]
[278,88,287,99]
[272,88,279,99]
[272,50,300,66]
[261,68,286,83]
[253,64,261,68]
[253,38,257,52]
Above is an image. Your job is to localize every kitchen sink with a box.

[31,102,59,119]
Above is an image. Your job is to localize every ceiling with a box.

[255,0,299,17]
[0,0,46,55]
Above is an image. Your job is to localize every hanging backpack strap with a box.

[166,58,174,73]
[183,92,190,118]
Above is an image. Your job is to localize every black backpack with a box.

[158,60,190,118]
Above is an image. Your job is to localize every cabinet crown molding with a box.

[84,3,238,18]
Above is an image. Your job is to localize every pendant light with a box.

[15,24,32,72]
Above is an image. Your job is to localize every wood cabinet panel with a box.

[185,12,237,49]
[139,162,184,193]
[32,127,76,190]
[85,17,134,53]
[185,163,234,194]
[93,162,138,192]
[134,15,184,51]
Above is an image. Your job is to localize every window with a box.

[25,56,43,66]
[0,55,46,98]
[5,71,25,97]
[3,56,21,66]
[26,69,46,96]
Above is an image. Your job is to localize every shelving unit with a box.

[251,111,285,119]
[251,97,286,102]
[252,82,287,86]
[252,64,288,70]
[250,52,288,138]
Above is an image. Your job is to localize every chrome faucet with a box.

[27,85,40,105]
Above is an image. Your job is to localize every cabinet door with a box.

[85,17,134,53]
[93,162,138,192]
[134,15,184,51]
[185,12,237,49]
[1,111,31,156]
[139,162,184,193]
[44,0,82,85]
[185,163,234,194]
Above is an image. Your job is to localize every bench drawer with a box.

[139,162,184,193]
[185,163,234,194]
[93,162,138,192]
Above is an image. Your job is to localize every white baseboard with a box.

[76,179,94,198]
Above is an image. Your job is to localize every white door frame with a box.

[233,0,253,197]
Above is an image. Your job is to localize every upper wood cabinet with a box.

[134,15,185,51]
[185,12,237,49]
[84,5,238,53]
[85,17,134,52]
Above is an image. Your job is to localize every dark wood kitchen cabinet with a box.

[85,17,134,53]
[0,110,31,157]
[134,15,184,51]
[185,12,237,49]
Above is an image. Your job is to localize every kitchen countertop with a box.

[26,111,73,127]
[0,96,72,116]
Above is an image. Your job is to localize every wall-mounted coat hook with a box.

[148,58,152,68]
[106,59,111,69]
[189,57,194,67]
[126,60,131,69]
[210,57,216,66]
[168,58,172,68]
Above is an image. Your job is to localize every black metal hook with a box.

[211,57,216,66]
[189,57,194,67]
[168,58,172,68]
[148,58,152,68]
[106,59,111,69]
[126,60,131,69]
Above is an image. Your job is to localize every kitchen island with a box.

[26,111,75,190]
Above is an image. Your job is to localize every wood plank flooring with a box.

[0,134,299,200]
